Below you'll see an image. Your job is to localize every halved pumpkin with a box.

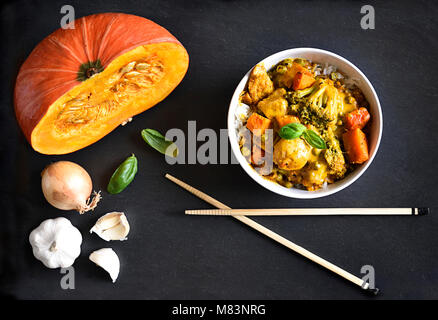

[14,13,189,154]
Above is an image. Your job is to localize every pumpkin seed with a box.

[67,99,85,106]
[151,66,163,74]
[69,118,85,124]
[135,63,150,71]
[120,61,136,74]
[125,83,140,93]
[136,78,153,87]
[66,106,82,111]
[124,71,142,78]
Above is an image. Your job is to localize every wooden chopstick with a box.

[165,173,379,295]
[186,208,430,216]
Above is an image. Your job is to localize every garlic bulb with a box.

[29,217,82,268]
[90,212,130,241]
[89,248,120,283]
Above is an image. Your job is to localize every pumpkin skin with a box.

[14,13,189,154]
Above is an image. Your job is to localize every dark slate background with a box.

[1,0,437,300]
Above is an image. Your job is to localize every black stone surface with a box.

[1,0,437,299]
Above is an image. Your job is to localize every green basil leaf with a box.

[107,154,138,194]
[302,130,327,149]
[278,123,307,140]
[141,129,179,157]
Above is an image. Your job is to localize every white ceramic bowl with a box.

[228,48,383,199]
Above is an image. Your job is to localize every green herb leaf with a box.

[107,154,138,194]
[141,129,178,157]
[302,130,327,149]
[278,123,307,140]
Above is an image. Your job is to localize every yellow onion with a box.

[41,161,101,214]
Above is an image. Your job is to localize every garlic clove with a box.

[89,248,120,283]
[90,212,130,241]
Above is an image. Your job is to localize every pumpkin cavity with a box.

[55,56,164,132]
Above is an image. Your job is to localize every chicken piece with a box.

[273,138,311,171]
[257,88,288,119]
[241,92,253,105]
[243,63,274,104]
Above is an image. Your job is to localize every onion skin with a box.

[41,161,100,213]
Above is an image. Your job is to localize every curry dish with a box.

[238,58,371,191]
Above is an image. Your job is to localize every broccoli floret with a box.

[293,85,316,98]
[322,128,346,178]
[306,79,343,123]
[291,79,345,129]
[298,106,327,128]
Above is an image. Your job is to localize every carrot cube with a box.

[342,128,369,164]
[246,113,271,135]
[344,107,371,130]
[292,72,316,90]
[275,115,300,128]
[282,62,313,88]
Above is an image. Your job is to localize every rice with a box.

[234,102,251,135]
[315,62,363,88]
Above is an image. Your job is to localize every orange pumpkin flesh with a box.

[14,13,189,154]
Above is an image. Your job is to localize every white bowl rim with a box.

[227,47,383,199]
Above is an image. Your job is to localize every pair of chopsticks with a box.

[166,173,429,295]
[186,208,430,216]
